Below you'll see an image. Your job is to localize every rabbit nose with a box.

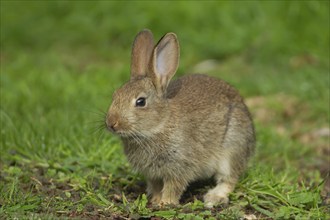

[106,115,119,132]
[107,120,119,132]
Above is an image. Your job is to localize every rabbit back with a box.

[165,74,255,178]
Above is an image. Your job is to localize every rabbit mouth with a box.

[114,131,130,137]
[113,127,152,139]
[107,127,135,138]
[118,130,143,138]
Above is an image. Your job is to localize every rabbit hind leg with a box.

[203,158,237,208]
[203,106,253,208]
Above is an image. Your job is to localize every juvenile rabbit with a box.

[106,29,255,208]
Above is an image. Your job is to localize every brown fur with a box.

[106,30,255,207]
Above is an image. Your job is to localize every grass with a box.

[1,1,329,219]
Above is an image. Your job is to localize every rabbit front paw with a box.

[150,194,162,205]
[159,180,186,206]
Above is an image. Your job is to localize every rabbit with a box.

[105,29,255,208]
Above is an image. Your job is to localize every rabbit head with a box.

[106,30,179,137]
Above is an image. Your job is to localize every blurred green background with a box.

[1,1,328,154]
[2,1,329,99]
[0,1,329,218]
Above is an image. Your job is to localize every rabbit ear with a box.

[151,32,180,95]
[130,29,154,80]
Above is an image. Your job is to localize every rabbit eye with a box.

[135,97,146,107]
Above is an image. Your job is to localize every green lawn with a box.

[1,1,329,219]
